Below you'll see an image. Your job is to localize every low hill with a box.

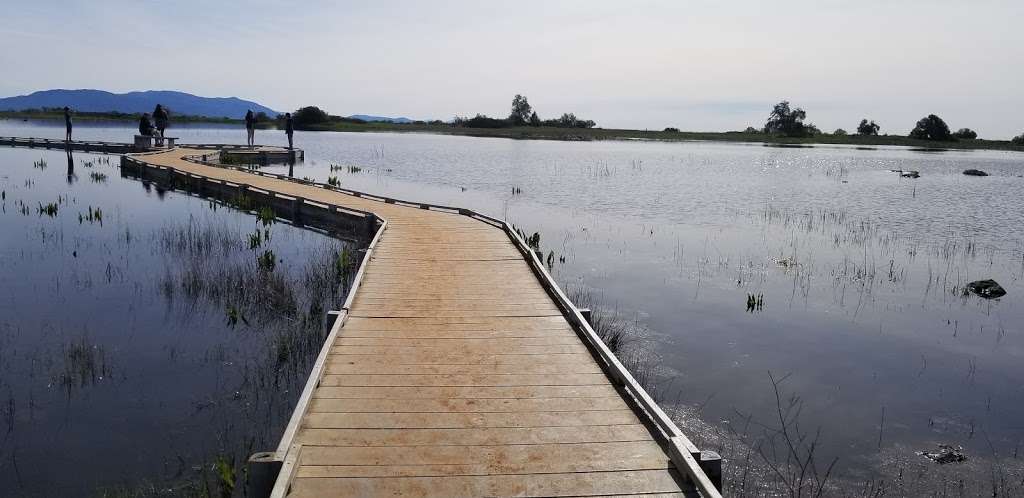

[348,114,414,124]
[0,89,278,118]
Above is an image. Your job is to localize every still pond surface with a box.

[2,120,1023,492]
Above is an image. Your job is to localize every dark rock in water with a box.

[965,279,1007,299]
[917,444,966,464]
[963,169,989,176]
[900,170,920,178]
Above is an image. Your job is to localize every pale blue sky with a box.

[2,1,1022,137]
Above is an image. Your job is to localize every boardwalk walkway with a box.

[27,140,719,497]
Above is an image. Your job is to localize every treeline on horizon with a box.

[737,100,1024,144]
[5,99,1024,146]
[286,94,597,131]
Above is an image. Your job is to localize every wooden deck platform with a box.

[3,137,721,497]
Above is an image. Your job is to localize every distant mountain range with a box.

[0,89,278,118]
[348,114,415,124]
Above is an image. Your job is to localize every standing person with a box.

[153,104,169,137]
[284,112,294,149]
[244,110,255,147]
[64,107,73,141]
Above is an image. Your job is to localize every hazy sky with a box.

[3,1,1023,138]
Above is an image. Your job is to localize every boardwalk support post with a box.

[245,451,282,498]
[292,197,304,226]
[699,451,723,491]
[578,308,593,325]
[364,214,378,241]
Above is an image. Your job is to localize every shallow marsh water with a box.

[3,120,1024,493]
[0,143,355,496]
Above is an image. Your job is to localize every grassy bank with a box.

[6,111,1023,152]
[297,121,1024,152]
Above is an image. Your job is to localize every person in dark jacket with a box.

[138,113,155,136]
[285,113,294,149]
[153,104,169,137]
[64,107,73,141]
[244,110,255,147]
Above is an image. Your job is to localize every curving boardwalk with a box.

[125,146,718,497]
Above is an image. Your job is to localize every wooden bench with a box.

[134,135,177,150]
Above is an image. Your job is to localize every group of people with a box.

[61,105,295,149]
[137,104,170,137]
[245,109,295,149]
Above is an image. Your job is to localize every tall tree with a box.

[857,119,880,136]
[509,94,533,126]
[764,101,808,136]
[909,114,953,141]
[528,111,540,127]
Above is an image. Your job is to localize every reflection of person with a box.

[64,107,73,141]
[285,112,294,149]
[245,110,255,147]
[66,148,75,184]
[153,104,169,137]
[138,113,155,136]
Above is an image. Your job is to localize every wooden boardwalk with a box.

[5,138,720,497]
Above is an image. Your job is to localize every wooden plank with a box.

[326,352,596,366]
[318,373,610,387]
[342,316,570,328]
[330,344,587,356]
[339,329,574,339]
[287,469,685,497]
[303,410,641,429]
[323,361,602,376]
[295,424,652,447]
[308,397,626,414]
[296,440,670,475]
[311,385,620,400]
[333,336,581,347]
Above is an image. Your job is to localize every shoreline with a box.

[4,113,1023,153]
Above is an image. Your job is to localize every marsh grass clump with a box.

[332,247,354,281]
[229,193,254,211]
[257,250,277,272]
[746,293,764,312]
[32,158,47,169]
[248,230,263,249]
[37,201,58,217]
[89,171,108,183]
[56,335,111,394]
[85,206,103,224]
[346,165,362,173]
[327,175,340,187]
[157,218,239,257]
[257,206,275,227]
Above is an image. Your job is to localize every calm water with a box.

[3,120,1024,489]
[0,141,355,495]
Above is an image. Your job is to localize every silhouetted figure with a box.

[285,113,294,149]
[66,148,75,184]
[64,107,73,141]
[245,110,256,147]
[139,113,155,136]
[153,104,169,137]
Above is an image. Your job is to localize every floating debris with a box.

[916,444,966,464]
[963,169,989,176]
[965,279,1007,299]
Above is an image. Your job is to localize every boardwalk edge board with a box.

[1,138,722,498]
